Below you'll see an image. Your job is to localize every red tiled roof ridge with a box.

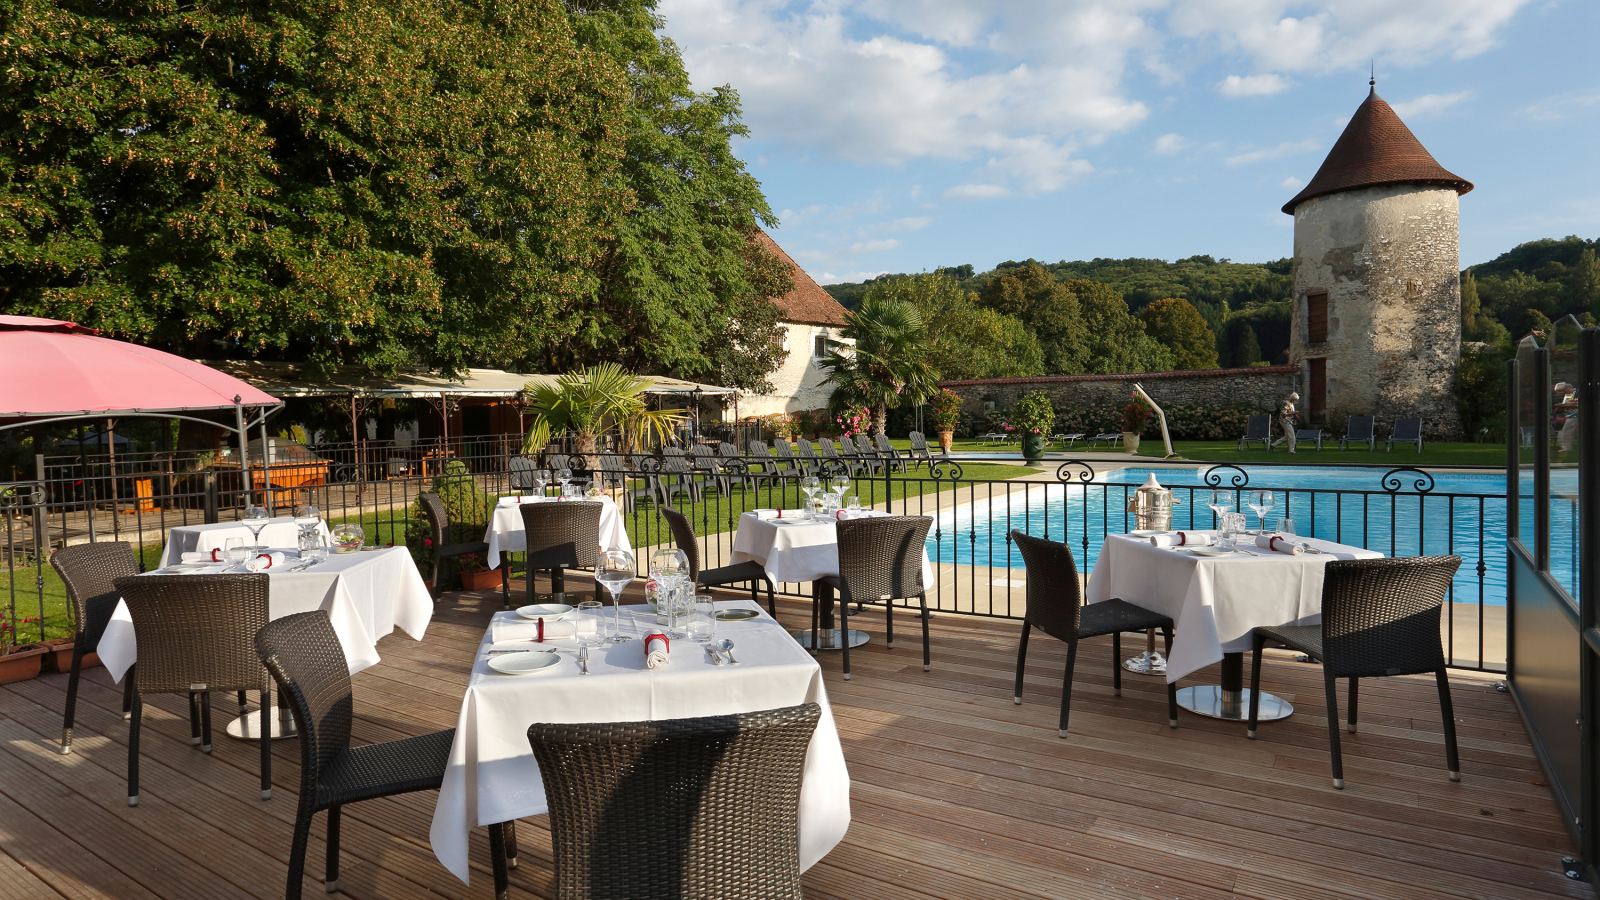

[940,365,1299,387]
[1282,88,1471,215]
[756,230,850,327]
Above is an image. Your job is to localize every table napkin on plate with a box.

[751,509,780,520]
[1255,534,1307,555]
[645,632,670,669]
[491,617,577,644]
[245,551,292,572]
[1150,531,1214,548]
[180,549,225,563]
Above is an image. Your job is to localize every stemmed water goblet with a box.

[800,476,821,520]
[1207,490,1234,530]
[595,550,637,643]
[1247,491,1275,534]
[830,473,851,508]
[243,505,270,551]
[531,470,548,499]
[556,468,573,497]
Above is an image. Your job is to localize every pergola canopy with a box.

[204,361,738,399]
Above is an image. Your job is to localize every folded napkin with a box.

[1150,531,1214,548]
[181,549,225,563]
[751,509,779,520]
[1255,534,1307,556]
[245,551,291,572]
[645,632,670,669]
[491,617,578,645]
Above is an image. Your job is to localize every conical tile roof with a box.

[1282,88,1471,214]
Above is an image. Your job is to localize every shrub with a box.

[1122,394,1152,433]
[404,460,496,588]
[930,389,964,429]
[1054,400,1261,442]
[1013,391,1055,436]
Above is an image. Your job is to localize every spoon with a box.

[713,638,739,665]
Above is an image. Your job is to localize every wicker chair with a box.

[112,573,273,806]
[519,501,603,604]
[50,541,139,754]
[1010,531,1178,737]
[660,507,776,615]
[524,703,820,900]
[1248,555,1463,788]
[255,611,469,900]
[815,516,933,680]
[419,492,506,606]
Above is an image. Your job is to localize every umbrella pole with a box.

[259,416,275,514]
[234,398,251,510]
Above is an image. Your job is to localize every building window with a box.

[813,332,829,358]
[1307,291,1328,344]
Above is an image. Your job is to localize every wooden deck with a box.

[0,581,1587,900]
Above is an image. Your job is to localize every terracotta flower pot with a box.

[40,639,98,674]
[460,568,502,592]
[0,645,47,685]
[937,429,954,453]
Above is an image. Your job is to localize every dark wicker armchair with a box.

[816,516,933,680]
[1010,531,1177,737]
[113,573,273,807]
[255,611,467,900]
[660,507,776,615]
[50,540,139,754]
[1248,555,1464,788]
[519,501,603,605]
[418,492,506,606]
[524,703,820,900]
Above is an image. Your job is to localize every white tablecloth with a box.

[484,496,630,568]
[429,601,850,885]
[99,547,433,682]
[1084,533,1383,682]
[729,512,937,587]
[159,518,333,567]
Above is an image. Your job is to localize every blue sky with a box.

[659,0,1599,283]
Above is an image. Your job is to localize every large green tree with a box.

[1,0,630,375]
[978,262,1088,374]
[864,272,1042,380]
[1138,297,1219,370]
[1068,279,1173,374]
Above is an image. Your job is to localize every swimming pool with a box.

[925,465,1569,608]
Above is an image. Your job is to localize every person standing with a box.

[1278,392,1301,454]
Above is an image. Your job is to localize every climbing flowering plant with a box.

[1012,391,1055,436]
[929,389,964,429]
[835,405,872,438]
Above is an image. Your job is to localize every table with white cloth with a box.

[483,495,631,569]
[1084,532,1382,721]
[99,546,434,737]
[729,511,936,650]
[429,599,851,890]
[159,517,332,567]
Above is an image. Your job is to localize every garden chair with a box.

[1053,433,1085,448]
[689,445,728,495]
[51,541,138,754]
[660,506,777,615]
[420,492,505,605]
[543,453,571,477]
[1010,531,1177,737]
[854,434,887,476]
[1237,415,1272,451]
[745,439,778,482]
[113,573,274,806]
[818,437,861,479]
[1248,556,1463,788]
[1088,432,1123,449]
[597,452,652,512]
[255,610,478,900]
[508,456,539,492]
[873,432,908,474]
[907,431,934,468]
[979,432,1006,446]
[1339,415,1376,451]
[796,438,824,475]
[814,516,934,680]
[773,439,810,479]
[519,501,602,604]
[1386,417,1425,453]
[1295,428,1324,451]
[523,704,819,900]
[649,452,703,507]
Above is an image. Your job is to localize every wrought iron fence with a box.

[1,444,1508,671]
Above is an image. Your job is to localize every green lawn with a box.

[1132,439,1505,467]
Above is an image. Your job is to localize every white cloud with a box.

[1391,91,1471,118]
[1152,133,1190,154]
[816,270,890,284]
[1280,176,1304,188]
[1521,90,1600,121]
[1218,73,1292,97]
[882,216,934,232]
[846,238,903,255]
[1226,139,1323,166]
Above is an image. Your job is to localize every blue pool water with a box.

[926,465,1576,607]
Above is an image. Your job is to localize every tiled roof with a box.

[1282,88,1472,215]
[756,231,850,327]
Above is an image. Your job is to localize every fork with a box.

[578,644,590,675]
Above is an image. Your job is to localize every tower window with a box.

[1307,292,1329,344]
[813,333,829,358]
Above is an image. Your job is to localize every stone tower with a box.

[1284,84,1472,440]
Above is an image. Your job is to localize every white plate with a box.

[486,651,561,675]
[770,517,810,525]
[1128,530,1167,537]
[517,603,575,620]
[164,562,218,573]
[1188,547,1233,557]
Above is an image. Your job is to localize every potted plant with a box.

[930,389,963,453]
[1123,394,1152,454]
[0,611,46,684]
[1013,391,1055,461]
[40,638,98,673]
[456,553,501,592]
[521,363,685,456]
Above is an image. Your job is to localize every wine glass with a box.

[595,550,637,643]
[829,473,851,501]
[531,470,548,499]
[243,505,270,551]
[556,468,572,495]
[292,504,319,527]
[1247,491,1275,534]
[650,548,690,596]
[800,476,821,519]
[1207,490,1233,529]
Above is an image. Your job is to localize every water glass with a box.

[688,594,717,643]
[577,600,609,644]
[1276,517,1295,537]
[1218,512,1245,550]
[847,496,863,517]
[224,537,250,571]
[297,526,324,560]
[664,584,692,640]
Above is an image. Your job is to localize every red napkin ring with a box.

[537,617,545,642]
[836,509,846,520]
[255,552,273,569]
[646,632,669,652]
[211,548,222,561]
[1268,536,1289,553]
[1176,532,1188,546]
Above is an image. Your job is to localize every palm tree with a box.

[819,297,939,437]
[521,363,685,455]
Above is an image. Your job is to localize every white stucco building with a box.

[738,232,852,417]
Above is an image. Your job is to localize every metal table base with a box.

[789,629,870,651]
[1123,630,1167,675]
[225,708,297,741]
[1174,651,1294,722]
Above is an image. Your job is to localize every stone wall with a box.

[1290,185,1462,440]
[942,366,1302,420]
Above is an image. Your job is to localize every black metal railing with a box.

[2,444,1509,671]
